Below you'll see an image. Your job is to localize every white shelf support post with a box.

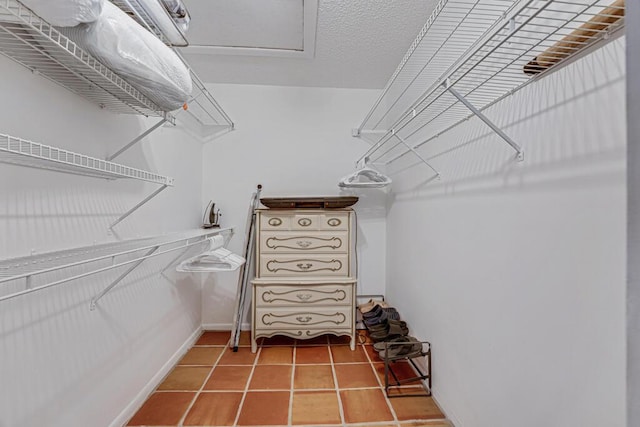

[107,116,172,161]
[89,246,159,310]
[109,184,170,231]
[443,80,524,161]
[391,131,441,179]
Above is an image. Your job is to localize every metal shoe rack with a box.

[382,340,432,398]
[353,0,625,177]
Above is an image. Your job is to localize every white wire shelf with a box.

[0,0,167,117]
[0,133,174,185]
[110,0,188,47]
[356,0,625,166]
[0,228,234,307]
[176,66,235,138]
[0,0,235,139]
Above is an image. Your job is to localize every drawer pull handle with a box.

[267,259,342,274]
[266,236,343,250]
[262,312,346,326]
[298,218,312,227]
[262,289,347,303]
[268,218,283,227]
[327,218,342,227]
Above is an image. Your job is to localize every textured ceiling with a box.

[180,0,439,89]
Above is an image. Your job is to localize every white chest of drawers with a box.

[251,209,356,352]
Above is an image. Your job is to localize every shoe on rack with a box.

[363,309,388,327]
[358,299,389,314]
[362,304,384,319]
[367,318,406,332]
[377,336,423,360]
[364,306,400,320]
[373,335,410,352]
[369,320,409,342]
[368,319,407,333]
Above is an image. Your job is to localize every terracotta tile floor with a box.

[127,330,451,427]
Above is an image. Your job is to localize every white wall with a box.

[384,39,626,427]
[0,55,205,427]
[627,1,639,424]
[200,84,387,328]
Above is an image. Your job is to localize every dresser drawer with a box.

[259,211,351,232]
[255,283,353,307]
[260,213,291,230]
[290,213,350,231]
[255,307,353,330]
[320,213,349,231]
[260,231,349,254]
[259,254,349,277]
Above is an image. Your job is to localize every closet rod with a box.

[89,239,204,310]
[0,229,233,305]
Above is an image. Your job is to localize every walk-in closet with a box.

[0,1,636,426]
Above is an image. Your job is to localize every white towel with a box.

[19,0,104,27]
[63,2,192,111]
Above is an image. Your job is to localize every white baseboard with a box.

[202,322,250,331]
[108,327,203,427]
[409,349,457,427]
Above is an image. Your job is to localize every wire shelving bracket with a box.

[107,115,175,161]
[442,78,524,161]
[354,0,625,170]
[391,130,441,178]
[0,228,233,308]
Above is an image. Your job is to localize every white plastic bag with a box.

[20,0,104,27]
[63,2,192,111]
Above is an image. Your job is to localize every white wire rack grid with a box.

[110,0,188,47]
[0,1,234,138]
[0,228,233,303]
[357,0,625,165]
[173,56,236,135]
[0,133,174,185]
[0,0,168,117]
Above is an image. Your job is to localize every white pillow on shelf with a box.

[20,0,104,27]
[62,1,192,111]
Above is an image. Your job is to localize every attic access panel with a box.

[187,0,302,50]
[182,0,317,57]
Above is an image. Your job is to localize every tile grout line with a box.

[288,343,297,426]
[327,339,347,427]
[362,334,400,425]
[232,342,262,427]
[177,335,229,427]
